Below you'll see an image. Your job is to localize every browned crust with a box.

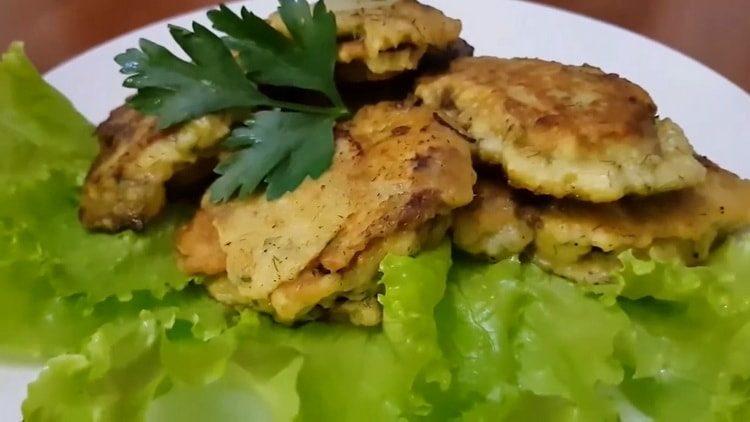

[79,105,167,232]
[79,105,230,232]
[417,57,658,153]
[269,0,462,81]
[176,209,227,276]
[178,102,476,324]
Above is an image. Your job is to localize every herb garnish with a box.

[115,0,347,202]
[211,111,336,201]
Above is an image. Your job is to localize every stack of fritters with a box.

[177,102,475,324]
[80,0,466,234]
[79,1,750,326]
[416,56,750,283]
[80,1,473,325]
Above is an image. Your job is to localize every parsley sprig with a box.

[209,2,345,112]
[115,0,347,201]
[210,111,336,201]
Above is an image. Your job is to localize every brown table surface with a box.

[2,0,749,93]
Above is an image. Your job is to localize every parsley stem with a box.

[268,99,348,118]
[327,89,347,114]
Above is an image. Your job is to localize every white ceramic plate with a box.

[2,0,749,418]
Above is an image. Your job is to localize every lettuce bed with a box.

[3,44,750,421]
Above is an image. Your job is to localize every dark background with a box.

[2,0,749,92]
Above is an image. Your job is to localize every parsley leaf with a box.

[116,0,347,201]
[208,0,344,110]
[209,110,335,202]
[115,23,275,128]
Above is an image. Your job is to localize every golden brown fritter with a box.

[416,57,707,202]
[186,217,446,325]
[336,38,475,112]
[327,296,382,326]
[177,102,475,324]
[452,160,750,283]
[533,159,750,282]
[452,181,534,260]
[79,106,231,232]
[269,0,462,81]
[175,209,227,276]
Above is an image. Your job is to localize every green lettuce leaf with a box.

[433,258,627,421]
[380,243,452,412]
[23,304,224,422]
[0,44,195,359]
[613,236,750,421]
[0,43,94,182]
[22,243,453,421]
[428,234,750,421]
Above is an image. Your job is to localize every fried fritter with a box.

[453,160,750,283]
[416,57,707,202]
[269,0,462,81]
[452,181,533,260]
[177,102,475,324]
[79,106,231,232]
[175,209,227,276]
[337,38,475,112]
[534,159,750,282]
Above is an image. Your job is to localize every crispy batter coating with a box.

[416,57,707,202]
[175,209,227,276]
[452,181,534,259]
[534,159,750,282]
[269,0,462,81]
[79,106,231,232]
[177,102,475,324]
[452,160,750,283]
[327,296,383,327]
